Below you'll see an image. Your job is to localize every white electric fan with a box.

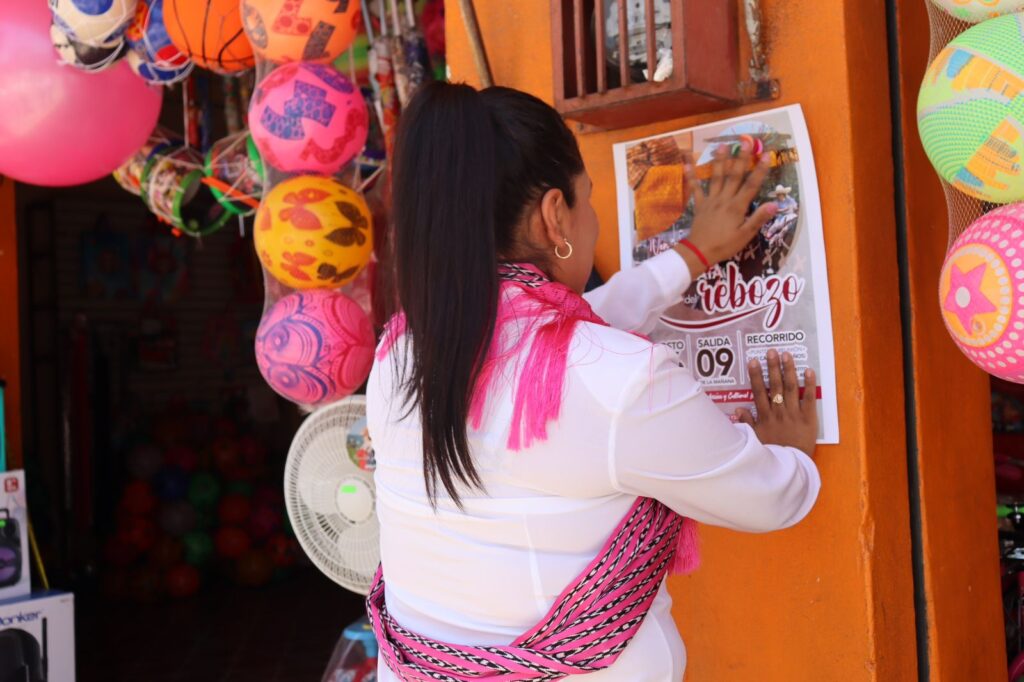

[284,396,380,595]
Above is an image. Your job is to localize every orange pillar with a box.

[892,0,1005,678]
[0,179,20,469]
[448,0,918,679]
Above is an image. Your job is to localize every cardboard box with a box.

[0,471,30,602]
[0,591,75,682]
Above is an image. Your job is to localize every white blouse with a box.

[367,251,821,681]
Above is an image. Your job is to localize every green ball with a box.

[928,0,1024,23]
[182,531,214,567]
[917,13,1024,204]
[188,473,221,509]
[225,480,253,497]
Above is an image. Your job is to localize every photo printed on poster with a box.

[613,104,839,443]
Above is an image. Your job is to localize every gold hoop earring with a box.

[555,240,573,260]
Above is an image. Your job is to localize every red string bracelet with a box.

[679,239,711,270]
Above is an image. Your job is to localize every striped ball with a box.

[940,203,1024,382]
[918,13,1024,204]
[929,0,1024,22]
[163,0,254,74]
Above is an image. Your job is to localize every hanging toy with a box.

[49,0,137,47]
[918,13,1024,204]
[255,289,375,406]
[163,0,255,74]
[255,175,373,289]
[241,0,361,64]
[113,127,181,195]
[249,62,369,175]
[50,21,127,73]
[929,0,1024,22]
[140,147,233,237]
[203,133,265,216]
[125,0,190,69]
[940,202,1024,382]
[126,49,192,84]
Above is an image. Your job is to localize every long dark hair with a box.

[385,82,585,505]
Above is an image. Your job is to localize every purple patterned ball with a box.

[255,290,374,406]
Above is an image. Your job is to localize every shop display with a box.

[939,203,1024,381]
[140,146,233,237]
[321,617,379,682]
[249,62,370,175]
[929,0,1024,22]
[255,175,374,289]
[0,1,162,186]
[918,13,1024,204]
[163,0,256,74]
[0,471,31,602]
[203,133,264,216]
[241,0,361,64]
[49,0,136,46]
[613,105,839,443]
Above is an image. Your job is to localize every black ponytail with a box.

[386,82,584,505]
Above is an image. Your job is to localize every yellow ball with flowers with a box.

[255,175,373,290]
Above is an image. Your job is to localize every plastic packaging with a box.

[321,616,379,682]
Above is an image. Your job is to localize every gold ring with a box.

[772,394,785,406]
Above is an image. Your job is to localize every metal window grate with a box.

[552,0,775,130]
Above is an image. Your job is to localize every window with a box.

[551,0,775,129]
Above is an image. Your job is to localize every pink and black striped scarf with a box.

[369,263,699,681]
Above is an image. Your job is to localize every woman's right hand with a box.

[736,350,819,457]
[674,145,779,277]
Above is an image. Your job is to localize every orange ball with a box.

[241,0,360,64]
[255,175,373,289]
[164,0,255,74]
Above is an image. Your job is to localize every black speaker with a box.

[0,619,47,682]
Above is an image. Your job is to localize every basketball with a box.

[940,203,1024,382]
[918,13,1024,203]
[929,0,1024,22]
[49,0,137,46]
[163,0,255,74]
[241,0,361,64]
[249,62,369,175]
[254,175,373,289]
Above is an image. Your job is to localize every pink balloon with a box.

[255,290,375,407]
[249,62,369,175]
[0,1,163,186]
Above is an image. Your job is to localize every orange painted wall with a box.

[448,1,918,679]
[0,179,21,468]
[892,0,1005,679]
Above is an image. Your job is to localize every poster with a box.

[613,104,838,443]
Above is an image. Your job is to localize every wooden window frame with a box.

[551,0,753,130]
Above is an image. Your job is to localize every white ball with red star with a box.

[940,202,1024,382]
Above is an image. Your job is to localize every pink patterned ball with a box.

[255,289,375,406]
[248,62,369,175]
[939,202,1024,382]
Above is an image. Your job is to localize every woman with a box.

[367,83,820,681]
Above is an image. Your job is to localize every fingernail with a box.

[748,359,759,370]
[767,350,778,360]
[783,352,792,364]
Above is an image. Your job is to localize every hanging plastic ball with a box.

[255,175,373,289]
[49,0,137,46]
[215,526,252,559]
[929,0,1024,22]
[255,289,375,406]
[163,0,255,74]
[241,0,360,64]
[204,133,264,216]
[125,0,189,68]
[182,530,215,566]
[249,62,369,175]
[165,563,201,598]
[126,47,191,85]
[918,14,1024,204]
[120,479,158,516]
[187,472,222,509]
[50,22,126,72]
[940,202,1024,382]
[159,500,198,536]
[236,549,274,587]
